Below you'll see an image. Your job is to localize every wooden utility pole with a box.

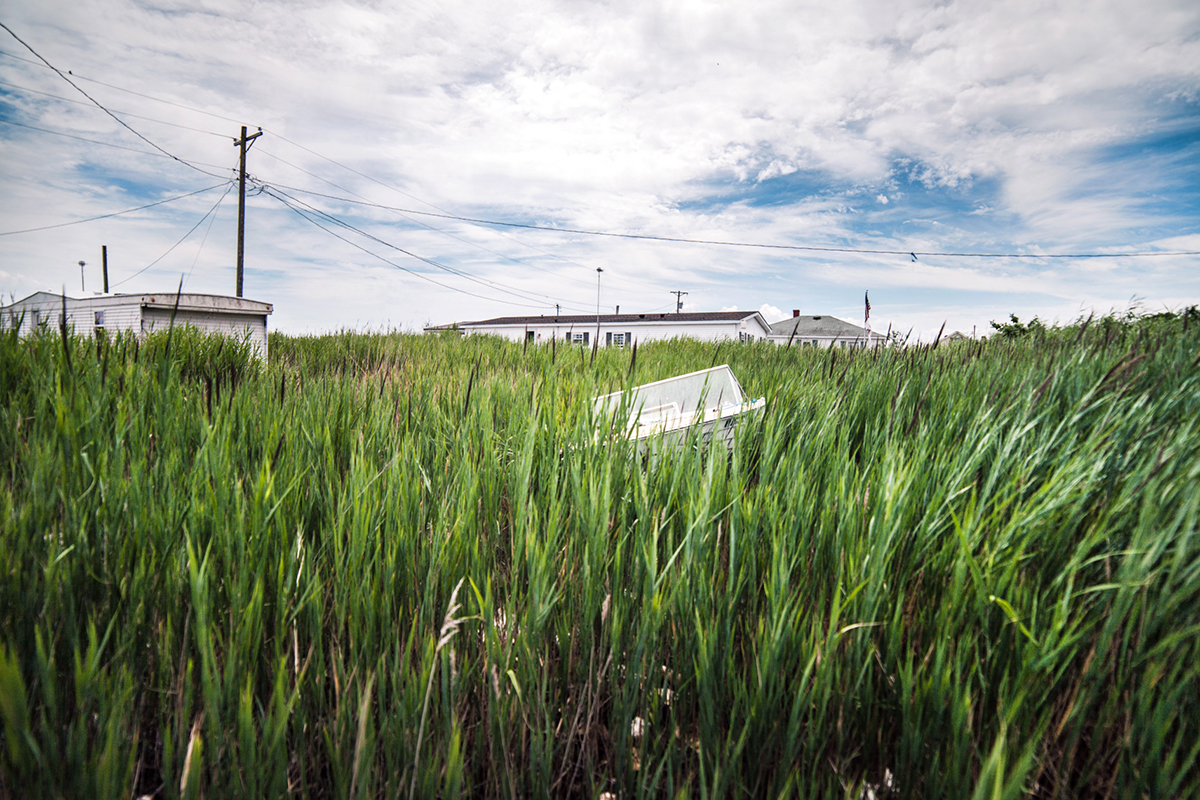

[234,125,262,297]
[672,290,688,312]
[101,245,108,293]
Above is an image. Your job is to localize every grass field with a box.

[1,312,1198,798]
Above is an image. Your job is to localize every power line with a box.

[0,23,226,179]
[185,184,227,288]
[265,186,594,311]
[0,50,661,289]
[0,182,231,236]
[252,185,1200,260]
[0,48,252,126]
[8,44,1188,263]
[0,118,233,170]
[1,44,638,301]
[259,130,669,294]
[0,78,229,137]
[110,183,235,289]
[257,149,616,293]
[265,188,558,311]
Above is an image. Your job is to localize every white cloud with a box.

[1,0,1197,332]
[758,303,786,322]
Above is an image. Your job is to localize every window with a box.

[525,330,534,342]
[608,332,627,348]
[572,332,589,345]
[94,310,105,327]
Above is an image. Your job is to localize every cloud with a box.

[0,0,1197,336]
[759,303,786,322]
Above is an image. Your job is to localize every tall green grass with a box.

[1,314,1197,798]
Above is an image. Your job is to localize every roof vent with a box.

[639,314,645,319]
[813,315,822,320]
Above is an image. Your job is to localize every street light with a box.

[595,267,603,348]
[78,260,86,293]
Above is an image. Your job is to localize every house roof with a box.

[2,291,272,315]
[427,310,766,330]
[766,315,874,338]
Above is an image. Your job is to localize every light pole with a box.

[78,260,86,293]
[595,267,603,347]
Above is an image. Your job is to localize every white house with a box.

[424,310,774,346]
[0,291,274,358]
[766,311,885,348]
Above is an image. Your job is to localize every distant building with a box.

[766,310,885,348]
[424,310,774,346]
[0,291,274,358]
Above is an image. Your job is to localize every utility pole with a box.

[234,125,262,297]
[101,246,108,293]
[672,290,688,312]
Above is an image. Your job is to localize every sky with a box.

[1,0,1198,339]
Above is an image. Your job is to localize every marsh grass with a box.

[0,315,1198,798]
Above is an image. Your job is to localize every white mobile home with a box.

[425,310,773,346]
[0,291,274,358]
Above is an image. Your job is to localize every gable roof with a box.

[767,315,870,338]
[430,310,766,329]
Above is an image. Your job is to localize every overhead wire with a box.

[269,184,596,311]
[0,78,230,137]
[1,48,252,128]
[259,130,670,293]
[0,43,603,307]
[7,43,1190,268]
[255,185,1200,260]
[257,149,612,293]
[1,48,662,294]
[0,182,232,236]
[0,118,234,170]
[264,185,594,311]
[265,187,556,310]
[110,181,235,289]
[184,184,227,288]
[0,23,228,179]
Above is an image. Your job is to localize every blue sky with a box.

[1,0,1198,339]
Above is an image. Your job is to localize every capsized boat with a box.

[593,364,766,452]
